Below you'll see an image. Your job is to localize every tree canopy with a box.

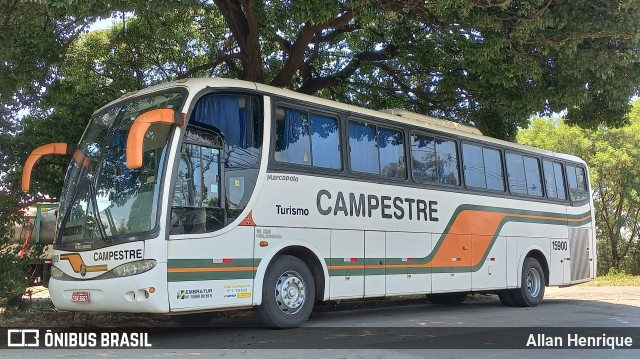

[1,0,640,214]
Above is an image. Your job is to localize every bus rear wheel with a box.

[426,292,468,304]
[510,257,545,307]
[256,255,315,328]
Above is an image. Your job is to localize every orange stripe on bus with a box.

[59,253,108,273]
[329,210,590,270]
[327,265,365,270]
[430,210,504,267]
[567,214,592,222]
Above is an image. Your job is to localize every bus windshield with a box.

[57,92,184,245]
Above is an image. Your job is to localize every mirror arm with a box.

[22,143,74,192]
[126,109,185,169]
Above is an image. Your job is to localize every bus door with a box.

[167,126,254,310]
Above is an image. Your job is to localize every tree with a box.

[517,101,640,274]
[2,0,640,215]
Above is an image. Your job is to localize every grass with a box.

[580,270,640,287]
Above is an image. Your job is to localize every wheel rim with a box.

[274,270,306,315]
[526,267,541,297]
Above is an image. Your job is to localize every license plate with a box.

[71,291,90,303]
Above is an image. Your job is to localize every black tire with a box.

[510,257,545,307]
[497,290,517,306]
[172,312,217,326]
[426,292,468,304]
[256,255,315,328]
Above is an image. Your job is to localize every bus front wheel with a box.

[510,257,545,307]
[256,255,315,328]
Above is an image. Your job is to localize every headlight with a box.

[112,259,157,278]
[50,266,64,279]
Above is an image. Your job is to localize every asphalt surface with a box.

[2,286,639,358]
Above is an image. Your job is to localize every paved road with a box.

[2,286,639,358]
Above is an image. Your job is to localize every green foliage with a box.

[0,224,46,307]
[517,101,640,275]
[579,268,640,286]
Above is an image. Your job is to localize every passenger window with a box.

[553,162,566,200]
[275,108,310,165]
[507,153,543,196]
[411,133,459,185]
[462,144,503,191]
[310,114,341,169]
[462,144,486,189]
[378,127,405,178]
[566,165,588,202]
[275,107,341,169]
[523,156,543,196]
[411,134,437,182]
[349,121,378,174]
[543,160,567,200]
[484,148,504,191]
[436,139,459,185]
[348,121,406,177]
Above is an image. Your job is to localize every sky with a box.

[88,13,132,32]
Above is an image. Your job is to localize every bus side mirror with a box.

[22,143,73,192]
[126,109,185,169]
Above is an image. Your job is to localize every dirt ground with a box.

[2,285,638,327]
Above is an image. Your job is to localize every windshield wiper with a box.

[57,160,88,243]
[86,173,108,241]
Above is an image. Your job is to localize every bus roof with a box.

[100,78,586,165]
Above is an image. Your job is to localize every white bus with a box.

[22,78,595,327]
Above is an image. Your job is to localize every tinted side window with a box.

[484,148,504,191]
[543,160,566,200]
[463,144,504,191]
[553,162,567,200]
[412,133,459,185]
[349,121,406,178]
[275,108,310,165]
[310,114,341,169]
[275,107,341,169]
[349,121,378,174]
[566,165,588,202]
[411,134,437,182]
[462,144,486,188]
[378,127,405,178]
[436,139,459,185]
[506,153,528,195]
[523,156,543,196]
